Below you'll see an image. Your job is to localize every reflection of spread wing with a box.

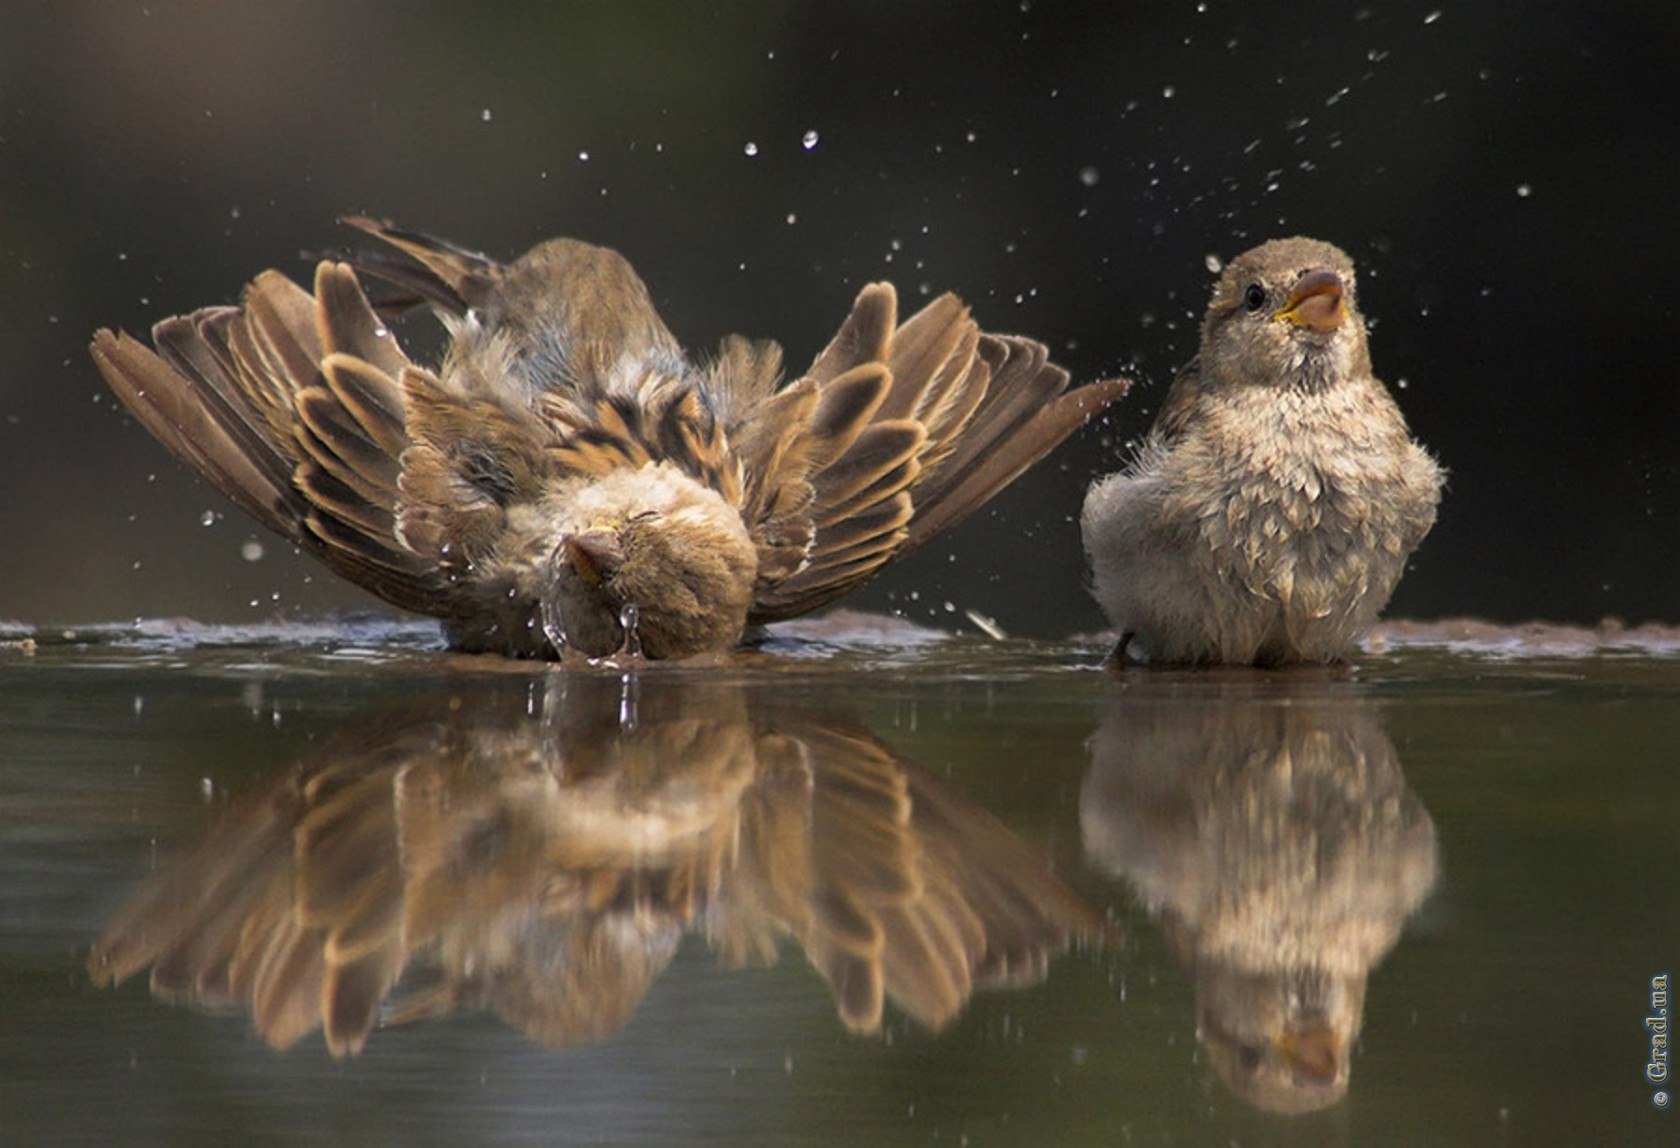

[90,682,1110,1056]
[717,720,1109,1033]
[87,722,427,1056]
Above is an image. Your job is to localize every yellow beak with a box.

[1274,269,1346,332]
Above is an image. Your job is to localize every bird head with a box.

[1200,236,1372,393]
[1196,962,1363,1114]
[541,464,758,660]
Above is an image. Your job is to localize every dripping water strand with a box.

[619,603,643,659]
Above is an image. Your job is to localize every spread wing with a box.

[91,262,447,615]
[735,282,1130,623]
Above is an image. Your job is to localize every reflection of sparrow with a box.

[91,219,1127,659]
[1081,238,1443,665]
[89,678,1106,1055]
[1080,683,1438,1113]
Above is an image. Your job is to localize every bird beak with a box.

[1274,1021,1341,1084]
[560,529,623,586]
[1273,269,1346,332]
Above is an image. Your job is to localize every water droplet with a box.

[1515,183,1532,198]
[618,603,643,657]
[480,108,492,123]
[240,539,264,562]
[539,599,569,655]
[743,141,759,157]
[1162,85,1176,99]
[801,130,819,150]
[785,212,798,225]
[1079,165,1100,187]
[200,509,217,527]
[578,149,590,162]
[1204,254,1224,273]
[1423,9,1442,23]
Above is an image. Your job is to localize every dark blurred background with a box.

[1,2,1674,637]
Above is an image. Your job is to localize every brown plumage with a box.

[91,219,1128,659]
[87,679,1109,1055]
[1081,237,1443,666]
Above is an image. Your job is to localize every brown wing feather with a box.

[742,281,1128,624]
[805,283,895,385]
[314,261,412,379]
[902,353,1130,552]
[92,325,299,538]
[91,261,450,615]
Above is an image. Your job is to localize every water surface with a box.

[2,620,1675,1146]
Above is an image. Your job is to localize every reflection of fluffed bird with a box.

[1080,684,1438,1113]
[1082,238,1443,665]
[92,218,1126,659]
[90,678,1106,1055]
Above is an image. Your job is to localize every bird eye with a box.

[628,510,661,524]
[1243,284,1267,312]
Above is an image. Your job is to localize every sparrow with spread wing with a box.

[92,219,1127,659]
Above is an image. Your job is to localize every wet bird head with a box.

[1200,236,1371,394]
[543,464,758,660]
